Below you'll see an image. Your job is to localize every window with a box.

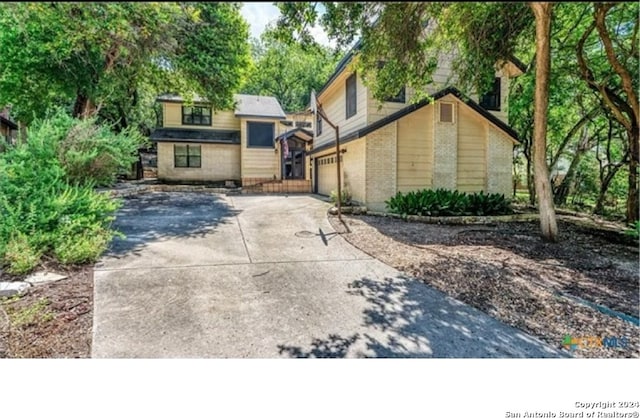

[182,106,211,126]
[385,87,406,103]
[174,144,201,168]
[295,121,312,128]
[247,121,274,148]
[346,72,357,119]
[316,113,323,136]
[479,78,501,111]
[439,102,454,123]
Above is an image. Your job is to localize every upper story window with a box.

[385,87,406,103]
[316,113,323,136]
[247,121,274,148]
[182,106,211,126]
[346,73,357,119]
[479,78,501,111]
[295,121,312,128]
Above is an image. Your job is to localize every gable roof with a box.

[309,86,519,156]
[316,39,526,100]
[234,94,286,119]
[156,93,286,119]
[316,40,362,99]
[275,127,314,142]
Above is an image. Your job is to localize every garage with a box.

[316,154,338,196]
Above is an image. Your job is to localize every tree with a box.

[529,2,558,241]
[0,3,251,131]
[508,2,637,221]
[576,2,639,223]
[243,32,339,112]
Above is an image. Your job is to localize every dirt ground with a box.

[0,263,93,358]
[329,215,639,358]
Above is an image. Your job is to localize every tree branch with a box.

[594,3,639,124]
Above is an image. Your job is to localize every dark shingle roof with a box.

[150,128,240,144]
[156,94,286,120]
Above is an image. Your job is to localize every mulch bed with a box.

[0,264,93,358]
[329,215,639,358]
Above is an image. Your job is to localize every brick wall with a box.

[365,122,397,211]
[433,101,458,190]
[157,142,241,182]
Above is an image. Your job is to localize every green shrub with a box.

[624,221,639,240]
[58,119,145,186]
[385,188,512,217]
[0,110,135,274]
[3,233,42,275]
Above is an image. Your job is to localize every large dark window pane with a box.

[174,144,201,168]
[479,78,501,111]
[346,73,357,119]
[247,122,274,148]
[316,113,323,136]
[182,106,212,126]
[385,86,406,103]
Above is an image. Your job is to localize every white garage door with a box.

[317,155,338,196]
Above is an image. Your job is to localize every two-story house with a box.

[151,94,314,192]
[310,43,525,211]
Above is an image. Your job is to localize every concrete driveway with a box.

[92,192,565,358]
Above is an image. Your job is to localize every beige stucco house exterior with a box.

[310,43,524,211]
[151,94,314,191]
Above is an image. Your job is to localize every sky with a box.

[240,2,335,48]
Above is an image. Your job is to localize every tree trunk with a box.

[592,3,639,224]
[594,166,623,215]
[554,126,594,206]
[530,2,558,242]
[72,93,97,119]
[627,127,639,223]
[554,151,583,206]
[526,156,536,205]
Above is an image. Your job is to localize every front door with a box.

[282,138,305,179]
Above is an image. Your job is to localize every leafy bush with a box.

[0,110,138,274]
[330,188,352,206]
[58,119,145,186]
[624,221,639,240]
[3,233,42,275]
[385,188,512,217]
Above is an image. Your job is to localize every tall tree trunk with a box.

[522,140,536,205]
[592,3,639,223]
[526,155,536,205]
[594,166,625,215]
[627,127,639,223]
[530,2,558,242]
